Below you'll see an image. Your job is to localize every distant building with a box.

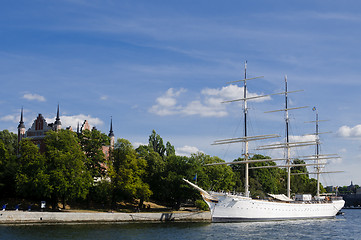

[17,106,114,156]
[18,105,62,152]
[348,181,356,192]
[356,188,361,195]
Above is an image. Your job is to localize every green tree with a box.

[165,141,175,157]
[231,154,285,197]
[291,159,310,194]
[148,130,166,157]
[0,130,18,156]
[189,152,235,192]
[136,145,165,201]
[0,140,9,192]
[162,155,196,209]
[78,128,110,178]
[109,139,152,208]
[16,139,50,200]
[0,140,8,167]
[45,130,92,209]
[0,130,18,196]
[249,155,282,195]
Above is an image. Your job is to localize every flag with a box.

[312,106,316,111]
[193,173,197,181]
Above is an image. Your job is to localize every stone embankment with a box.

[0,211,211,224]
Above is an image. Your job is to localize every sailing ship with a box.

[184,62,345,222]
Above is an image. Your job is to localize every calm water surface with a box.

[0,209,359,240]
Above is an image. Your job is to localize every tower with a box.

[54,104,62,131]
[76,122,80,134]
[108,116,114,148]
[17,107,26,144]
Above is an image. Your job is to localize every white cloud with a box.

[257,134,317,160]
[289,134,316,142]
[329,157,343,165]
[23,93,46,102]
[0,114,16,122]
[339,148,347,153]
[201,84,270,103]
[149,88,186,116]
[176,145,203,157]
[100,95,108,100]
[133,142,147,149]
[46,114,103,130]
[149,85,270,118]
[337,125,361,138]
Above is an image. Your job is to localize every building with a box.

[17,106,114,155]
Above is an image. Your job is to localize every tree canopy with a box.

[0,127,326,210]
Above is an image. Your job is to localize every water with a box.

[0,209,359,240]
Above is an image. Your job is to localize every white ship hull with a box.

[204,192,345,222]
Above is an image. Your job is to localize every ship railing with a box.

[330,196,344,201]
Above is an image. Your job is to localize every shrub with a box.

[195,199,209,211]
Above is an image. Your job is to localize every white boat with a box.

[184,62,345,222]
[184,179,344,222]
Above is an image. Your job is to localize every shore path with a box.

[0,211,211,224]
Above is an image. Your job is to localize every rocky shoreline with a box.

[0,211,211,224]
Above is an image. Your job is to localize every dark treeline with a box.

[0,129,322,211]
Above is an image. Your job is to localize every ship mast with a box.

[258,76,312,198]
[211,62,279,198]
[285,76,291,198]
[244,61,249,197]
[209,71,341,200]
[303,109,342,198]
[315,110,320,197]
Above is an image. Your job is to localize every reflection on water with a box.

[0,209,358,240]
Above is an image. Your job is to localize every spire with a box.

[18,107,25,129]
[55,104,61,123]
[17,107,26,150]
[77,122,80,134]
[108,116,114,137]
[108,116,115,149]
[54,104,62,130]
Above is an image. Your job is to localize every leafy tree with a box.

[148,130,175,157]
[16,139,50,200]
[0,130,18,156]
[148,130,166,157]
[291,159,311,194]
[136,145,165,201]
[78,128,110,178]
[45,130,92,209]
[231,158,246,193]
[232,154,285,197]
[161,155,196,209]
[91,179,113,208]
[0,140,9,191]
[0,144,18,197]
[0,130,19,196]
[0,140,7,166]
[249,155,282,195]
[165,141,175,157]
[109,139,151,208]
[189,152,235,192]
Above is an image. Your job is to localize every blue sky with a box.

[1,0,361,186]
